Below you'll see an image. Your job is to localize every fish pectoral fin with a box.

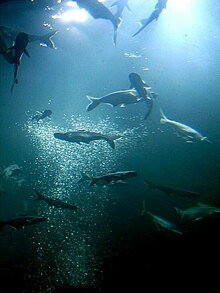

[115,180,127,185]
[153,222,162,232]
[24,49,30,58]
[119,104,126,108]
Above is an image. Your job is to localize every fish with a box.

[143,178,200,197]
[31,109,52,122]
[0,214,47,231]
[33,189,77,210]
[74,0,121,45]
[54,130,122,149]
[78,170,137,187]
[0,25,58,49]
[132,0,168,37]
[7,32,30,93]
[175,203,220,223]
[111,0,130,18]
[146,212,183,235]
[129,72,157,120]
[2,164,22,179]
[160,108,211,143]
[86,89,143,112]
[129,72,150,99]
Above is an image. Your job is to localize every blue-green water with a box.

[0,0,220,291]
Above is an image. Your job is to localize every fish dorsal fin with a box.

[174,207,183,216]
[197,202,213,208]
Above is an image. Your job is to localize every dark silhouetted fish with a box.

[33,189,77,210]
[74,0,121,45]
[31,109,52,122]
[175,203,220,223]
[86,89,142,111]
[7,32,30,92]
[78,170,137,187]
[0,214,47,231]
[129,72,157,119]
[132,0,168,37]
[111,0,130,18]
[54,130,121,149]
[143,178,200,197]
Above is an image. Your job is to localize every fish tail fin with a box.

[78,172,92,184]
[106,139,116,149]
[202,137,212,144]
[11,80,15,93]
[106,134,122,149]
[113,16,122,46]
[38,30,58,49]
[86,95,100,112]
[11,63,19,93]
[159,108,168,124]
[132,18,150,37]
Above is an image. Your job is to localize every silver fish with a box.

[0,214,47,231]
[175,203,220,223]
[132,0,168,37]
[160,108,211,143]
[34,189,77,210]
[146,212,183,235]
[78,170,137,187]
[86,89,142,112]
[54,130,122,149]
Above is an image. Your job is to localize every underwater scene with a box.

[0,0,220,292]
